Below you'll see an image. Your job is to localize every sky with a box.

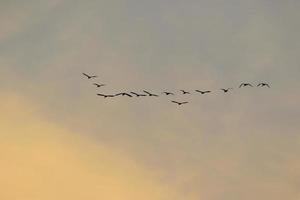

[1,0,300,199]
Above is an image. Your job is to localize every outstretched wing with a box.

[83,73,90,78]
[114,93,123,96]
[131,92,138,96]
[143,90,151,95]
[97,93,105,97]
[123,93,133,97]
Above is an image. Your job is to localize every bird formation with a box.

[82,73,270,106]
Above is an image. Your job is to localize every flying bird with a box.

[180,90,190,94]
[143,90,159,97]
[239,83,253,88]
[162,92,175,95]
[82,73,97,79]
[97,93,115,98]
[257,83,270,88]
[195,90,211,94]
[115,92,133,97]
[131,92,147,97]
[221,88,233,93]
[171,101,189,106]
[93,83,106,88]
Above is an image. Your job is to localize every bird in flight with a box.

[221,88,233,93]
[82,73,97,79]
[131,92,147,97]
[162,92,175,96]
[143,90,159,97]
[97,93,115,98]
[239,83,253,88]
[195,90,211,94]
[171,101,189,105]
[257,83,270,88]
[115,92,133,97]
[93,83,106,88]
[180,90,190,95]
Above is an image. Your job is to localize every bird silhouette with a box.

[195,90,211,94]
[221,88,233,93]
[115,92,133,97]
[131,92,147,97]
[257,83,270,88]
[162,92,175,95]
[143,90,159,97]
[93,83,106,88]
[180,90,190,94]
[171,101,189,105]
[83,73,97,79]
[97,93,114,98]
[239,83,253,88]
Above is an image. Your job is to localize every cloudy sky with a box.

[1,0,300,199]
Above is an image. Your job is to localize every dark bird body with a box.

[257,83,270,88]
[180,90,190,95]
[83,73,97,79]
[143,90,159,97]
[171,101,189,105]
[239,83,253,88]
[162,92,175,96]
[94,83,106,88]
[195,90,211,94]
[97,93,115,98]
[221,88,233,93]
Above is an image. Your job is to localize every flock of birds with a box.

[82,72,270,106]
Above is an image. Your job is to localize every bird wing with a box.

[171,101,179,104]
[83,73,90,78]
[143,90,151,95]
[124,93,132,97]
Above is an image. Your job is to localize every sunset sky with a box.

[1,1,300,199]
